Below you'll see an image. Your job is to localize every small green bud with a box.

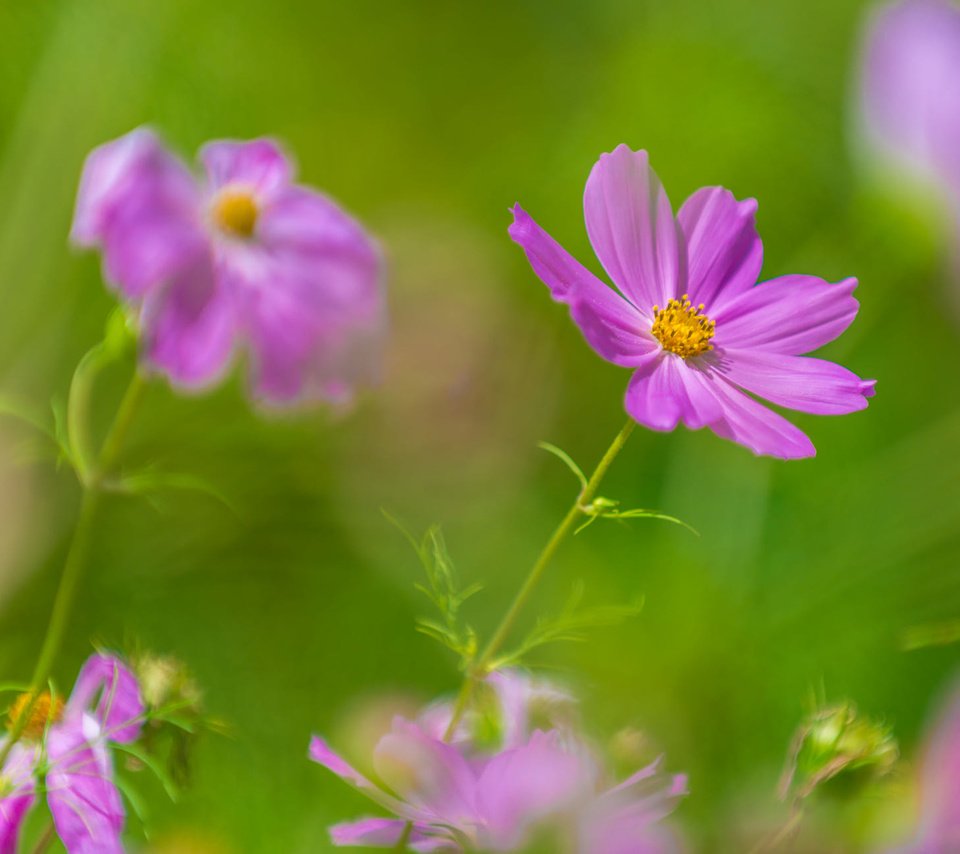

[781,701,898,801]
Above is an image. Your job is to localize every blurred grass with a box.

[0,0,956,851]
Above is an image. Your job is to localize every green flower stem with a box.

[0,369,145,767]
[442,417,636,740]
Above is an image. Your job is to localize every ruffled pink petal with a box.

[583,145,682,312]
[46,726,125,854]
[67,653,144,745]
[712,275,860,355]
[71,127,204,299]
[716,350,875,415]
[329,818,452,851]
[228,193,385,407]
[0,744,38,854]
[200,138,293,199]
[474,730,592,850]
[373,719,477,825]
[706,377,816,459]
[677,187,763,313]
[141,252,237,391]
[509,205,660,367]
[624,356,725,433]
[486,669,576,750]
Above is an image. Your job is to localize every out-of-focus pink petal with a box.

[71,127,204,298]
[475,730,593,850]
[509,206,660,367]
[141,253,237,391]
[624,357,725,433]
[717,350,875,415]
[713,275,860,355]
[915,678,960,846]
[373,719,477,825]
[46,727,125,854]
[677,187,763,313]
[200,138,292,198]
[228,219,385,407]
[309,735,415,819]
[0,743,37,854]
[67,653,144,745]
[583,145,681,311]
[859,0,960,188]
[486,669,577,750]
[707,377,816,459]
[329,818,452,851]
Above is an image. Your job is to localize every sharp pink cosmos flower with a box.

[72,128,385,408]
[885,677,960,852]
[0,653,144,854]
[510,145,875,459]
[859,0,960,193]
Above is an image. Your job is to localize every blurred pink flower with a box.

[859,0,960,194]
[0,653,144,854]
[510,145,875,459]
[310,670,686,852]
[72,128,385,408]
[887,677,960,852]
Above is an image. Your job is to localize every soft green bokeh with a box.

[0,1,956,851]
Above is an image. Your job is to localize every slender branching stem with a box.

[0,369,145,768]
[441,418,636,740]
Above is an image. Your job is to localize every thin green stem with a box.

[0,368,145,768]
[442,418,635,741]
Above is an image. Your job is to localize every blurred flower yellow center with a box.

[7,691,63,740]
[651,295,716,358]
[212,188,258,238]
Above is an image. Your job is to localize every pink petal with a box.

[329,818,450,851]
[373,718,477,824]
[677,186,763,313]
[860,0,960,188]
[67,653,144,745]
[706,378,816,459]
[200,138,293,199]
[141,253,237,391]
[71,127,204,299]
[229,202,385,407]
[624,356,725,433]
[0,744,37,854]
[583,145,682,312]
[716,349,875,415]
[509,205,660,367]
[474,730,592,850]
[309,735,414,819]
[915,677,960,845]
[46,727,125,854]
[712,275,860,355]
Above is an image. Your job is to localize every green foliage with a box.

[491,581,643,670]
[385,511,482,670]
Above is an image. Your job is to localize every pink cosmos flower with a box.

[510,145,875,459]
[886,677,960,852]
[0,653,144,854]
[859,0,960,194]
[310,671,686,852]
[72,128,385,407]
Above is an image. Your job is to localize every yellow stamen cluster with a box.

[651,294,716,358]
[212,188,258,239]
[7,691,64,741]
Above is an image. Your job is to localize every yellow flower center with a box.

[212,188,258,239]
[651,295,716,358]
[7,691,64,741]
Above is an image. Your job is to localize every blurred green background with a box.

[0,0,957,851]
